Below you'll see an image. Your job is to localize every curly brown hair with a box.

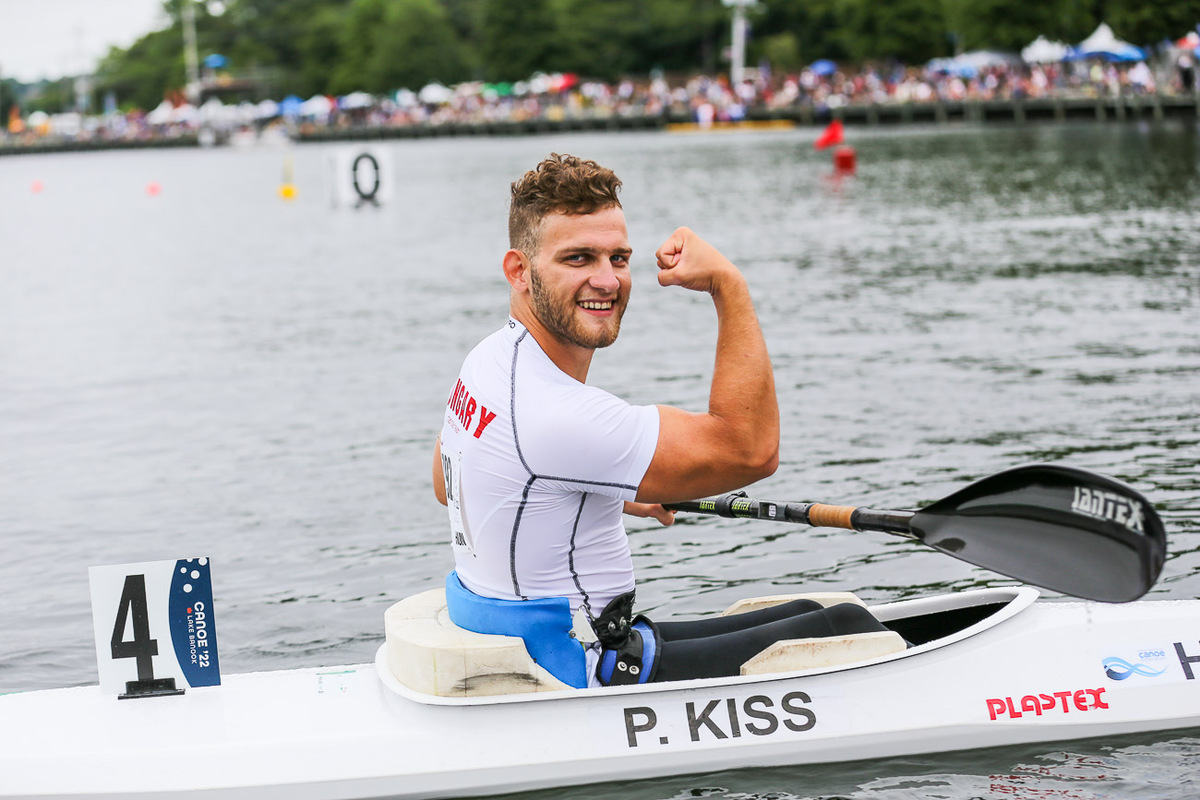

[508,153,623,257]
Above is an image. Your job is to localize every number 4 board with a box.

[88,558,221,698]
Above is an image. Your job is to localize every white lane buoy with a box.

[326,147,393,209]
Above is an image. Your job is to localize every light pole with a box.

[722,0,757,87]
[181,0,201,103]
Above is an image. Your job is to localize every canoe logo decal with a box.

[1070,485,1145,533]
[986,688,1108,721]
[168,558,221,687]
[1103,654,1167,681]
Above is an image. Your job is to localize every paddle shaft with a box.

[666,493,916,537]
[663,466,1166,603]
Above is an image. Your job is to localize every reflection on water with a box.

[1,122,1198,796]
[512,731,1200,800]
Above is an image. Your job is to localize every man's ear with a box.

[502,249,529,292]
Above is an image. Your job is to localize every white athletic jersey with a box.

[439,318,660,616]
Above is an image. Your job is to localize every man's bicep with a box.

[636,405,730,503]
[637,405,778,504]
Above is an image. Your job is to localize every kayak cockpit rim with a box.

[376,585,1040,706]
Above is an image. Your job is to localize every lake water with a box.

[1,121,1198,798]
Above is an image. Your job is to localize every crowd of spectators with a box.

[4,50,1198,150]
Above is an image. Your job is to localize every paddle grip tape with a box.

[806,503,857,529]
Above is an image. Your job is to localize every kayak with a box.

[4,583,1200,800]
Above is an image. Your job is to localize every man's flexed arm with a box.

[636,228,780,504]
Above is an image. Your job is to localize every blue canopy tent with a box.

[279,95,303,118]
[926,51,1022,78]
[809,59,837,77]
[1069,23,1147,61]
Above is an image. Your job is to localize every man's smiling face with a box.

[526,206,632,351]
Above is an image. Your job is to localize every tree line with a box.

[13,0,1200,114]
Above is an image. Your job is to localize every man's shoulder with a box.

[471,319,649,418]
[462,320,523,366]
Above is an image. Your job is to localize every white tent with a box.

[171,103,199,124]
[300,94,334,118]
[146,100,174,125]
[418,83,453,104]
[1073,23,1146,61]
[527,73,553,94]
[339,92,375,110]
[927,51,1021,77]
[1022,36,1070,64]
[199,97,225,121]
[255,99,279,119]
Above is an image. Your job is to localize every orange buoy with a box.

[30,180,44,193]
[146,181,162,196]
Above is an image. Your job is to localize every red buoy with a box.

[813,120,844,150]
[833,145,856,173]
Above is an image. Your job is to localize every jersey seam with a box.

[569,493,592,616]
[508,327,638,600]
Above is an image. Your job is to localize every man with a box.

[434,153,887,688]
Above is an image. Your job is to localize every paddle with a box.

[665,464,1166,603]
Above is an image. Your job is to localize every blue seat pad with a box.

[444,572,588,688]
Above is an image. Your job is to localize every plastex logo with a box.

[986,687,1108,721]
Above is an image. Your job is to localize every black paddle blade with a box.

[908,464,1166,602]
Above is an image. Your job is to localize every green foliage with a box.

[95,28,187,110]
[366,0,471,91]
[835,0,951,63]
[543,0,727,80]
[550,0,644,80]
[1106,0,1200,46]
[1,79,20,121]
[328,0,470,94]
[296,5,348,95]
[2,78,78,116]
[330,0,390,93]
[29,80,80,114]
[78,0,1184,105]
[211,0,354,95]
[479,0,559,81]
[754,0,848,64]
[440,0,485,76]
[480,0,714,82]
[635,0,727,74]
[1026,0,1099,44]
[943,0,1098,52]
[758,32,805,72]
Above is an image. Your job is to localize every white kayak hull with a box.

[4,587,1200,799]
